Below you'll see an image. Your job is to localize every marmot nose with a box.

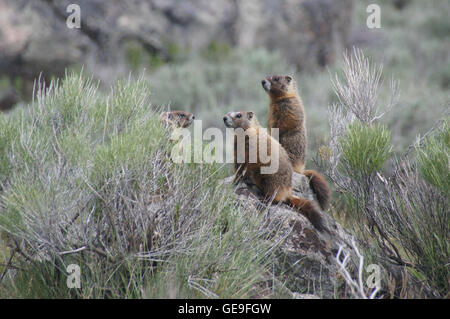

[262,79,267,85]
[223,116,227,122]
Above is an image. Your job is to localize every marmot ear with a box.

[285,75,293,83]
[247,111,254,120]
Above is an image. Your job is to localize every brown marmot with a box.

[223,111,327,232]
[262,75,330,210]
[160,110,195,128]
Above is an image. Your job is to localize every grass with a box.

[340,122,392,176]
[319,45,448,298]
[0,72,286,298]
[417,119,450,194]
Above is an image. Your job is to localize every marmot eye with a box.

[274,77,280,82]
[236,114,242,118]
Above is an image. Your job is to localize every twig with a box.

[335,237,381,299]
[0,249,17,282]
[57,246,87,255]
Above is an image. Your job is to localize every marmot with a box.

[262,75,330,210]
[159,110,195,158]
[149,110,195,204]
[160,111,195,128]
[223,111,326,232]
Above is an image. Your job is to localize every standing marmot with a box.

[262,75,330,210]
[223,111,326,232]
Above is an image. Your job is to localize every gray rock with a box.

[0,0,353,99]
[223,172,356,298]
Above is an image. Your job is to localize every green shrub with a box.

[0,72,283,299]
[417,119,450,194]
[0,118,15,178]
[340,122,392,176]
[322,48,448,298]
[91,118,165,183]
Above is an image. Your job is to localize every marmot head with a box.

[160,111,195,128]
[223,111,259,130]
[261,75,297,99]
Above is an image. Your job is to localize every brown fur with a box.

[160,111,195,128]
[262,75,330,210]
[223,111,327,232]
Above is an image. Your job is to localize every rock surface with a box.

[223,172,358,298]
[0,0,353,107]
